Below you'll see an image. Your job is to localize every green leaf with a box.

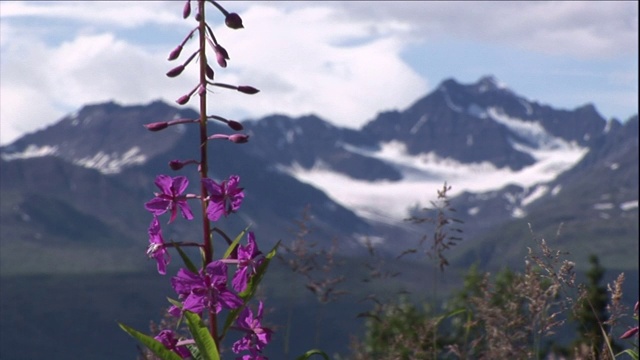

[173,240,199,274]
[616,349,639,360]
[240,241,279,299]
[221,241,280,337]
[118,322,184,360]
[295,349,331,360]
[184,311,219,360]
[166,297,185,328]
[222,225,251,259]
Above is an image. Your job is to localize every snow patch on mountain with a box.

[488,107,568,150]
[286,139,588,222]
[621,200,639,211]
[1,145,59,160]
[74,147,147,174]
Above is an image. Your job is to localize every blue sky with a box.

[1,1,637,145]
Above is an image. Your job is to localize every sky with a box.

[1,1,638,146]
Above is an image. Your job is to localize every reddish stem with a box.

[196,0,219,348]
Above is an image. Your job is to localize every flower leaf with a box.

[173,240,200,274]
[183,311,220,360]
[222,225,251,259]
[239,240,278,299]
[118,322,184,360]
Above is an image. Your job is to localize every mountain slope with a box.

[0,75,636,274]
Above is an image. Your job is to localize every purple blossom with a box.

[145,175,194,223]
[238,356,268,360]
[171,261,242,314]
[232,232,263,292]
[232,301,272,357]
[202,175,244,222]
[155,329,191,359]
[146,216,170,275]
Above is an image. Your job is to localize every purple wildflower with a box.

[202,175,244,222]
[232,301,272,356]
[155,329,191,359]
[171,261,242,314]
[145,175,194,223]
[232,232,263,292]
[147,216,170,275]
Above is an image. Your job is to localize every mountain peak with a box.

[473,75,508,93]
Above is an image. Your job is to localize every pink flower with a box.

[202,175,244,222]
[145,175,194,223]
[146,216,170,275]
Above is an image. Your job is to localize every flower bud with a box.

[166,65,185,78]
[183,0,191,19]
[227,120,244,131]
[229,134,249,143]
[620,326,639,339]
[168,45,183,61]
[206,64,214,80]
[195,12,202,21]
[225,13,244,29]
[176,94,190,105]
[214,45,229,68]
[237,86,259,94]
[198,84,206,96]
[169,160,185,171]
[144,122,169,131]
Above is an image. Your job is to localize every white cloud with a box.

[0,1,637,145]
[0,2,428,144]
[206,5,427,127]
[331,1,638,59]
[0,1,183,28]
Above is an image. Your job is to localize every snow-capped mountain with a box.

[1,75,637,271]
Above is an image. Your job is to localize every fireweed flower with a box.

[155,329,191,359]
[147,216,170,275]
[232,232,263,292]
[202,175,244,221]
[145,175,194,223]
[171,261,242,314]
[232,301,272,356]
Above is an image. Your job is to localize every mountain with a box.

[1,75,637,360]
[1,76,637,273]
